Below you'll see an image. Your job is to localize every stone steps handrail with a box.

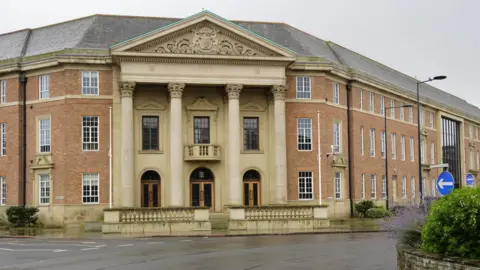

[104,207,209,223]
[228,205,329,221]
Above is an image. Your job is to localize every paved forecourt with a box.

[0,233,396,270]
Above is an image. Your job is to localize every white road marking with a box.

[117,244,133,247]
[0,248,67,252]
[95,245,106,248]
[81,247,99,251]
[53,250,67,253]
[82,242,96,244]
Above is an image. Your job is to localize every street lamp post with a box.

[416,76,446,201]
[385,104,412,210]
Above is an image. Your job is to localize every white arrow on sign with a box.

[438,178,454,189]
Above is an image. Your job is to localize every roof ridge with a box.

[0,28,30,37]
[94,13,181,21]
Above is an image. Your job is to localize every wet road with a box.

[0,232,396,269]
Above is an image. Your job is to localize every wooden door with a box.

[243,181,260,207]
[141,180,160,207]
[191,182,214,208]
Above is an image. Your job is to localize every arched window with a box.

[243,170,261,181]
[190,167,214,181]
[141,170,161,181]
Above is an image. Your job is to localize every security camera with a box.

[326,145,334,158]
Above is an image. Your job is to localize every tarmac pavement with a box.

[0,232,396,270]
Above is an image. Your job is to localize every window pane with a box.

[142,116,159,150]
[82,116,99,151]
[298,171,313,199]
[297,118,312,150]
[194,117,210,144]
[243,117,259,150]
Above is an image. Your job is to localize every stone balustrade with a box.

[102,207,211,234]
[184,145,221,161]
[228,205,330,231]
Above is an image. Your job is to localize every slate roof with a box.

[0,13,478,120]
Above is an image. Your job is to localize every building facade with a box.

[0,11,478,226]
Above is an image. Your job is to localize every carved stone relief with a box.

[134,23,277,57]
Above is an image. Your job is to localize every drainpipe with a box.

[346,80,354,217]
[19,72,27,207]
[109,106,112,209]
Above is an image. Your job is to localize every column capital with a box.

[226,84,243,100]
[119,81,136,98]
[271,85,287,100]
[168,83,186,99]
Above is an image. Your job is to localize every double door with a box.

[141,180,160,207]
[191,182,213,208]
[243,181,260,207]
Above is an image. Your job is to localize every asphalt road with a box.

[0,232,396,270]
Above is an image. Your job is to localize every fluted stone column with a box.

[272,85,288,204]
[119,81,136,207]
[226,84,243,206]
[168,83,186,206]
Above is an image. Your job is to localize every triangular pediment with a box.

[135,98,166,110]
[187,97,218,111]
[240,101,266,111]
[111,11,296,59]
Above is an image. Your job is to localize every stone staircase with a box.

[209,212,229,230]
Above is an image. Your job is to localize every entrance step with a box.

[209,212,229,230]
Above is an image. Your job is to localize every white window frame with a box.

[361,174,365,199]
[409,107,413,123]
[369,92,374,112]
[400,104,405,121]
[401,135,406,161]
[82,173,99,204]
[470,149,474,169]
[477,151,479,170]
[297,118,312,151]
[382,175,387,199]
[370,174,376,199]
[370,128,375,157]
[333,82,340,104]
[39,75,50,99]
[432,178,436,197]
[380,96,385,115]
[81,71,99,96]
[429,111,433,128]
[298,171,313,200]
[381,131,386,158]
[390,99,395,118]
[431,142,435,165]
[402,176,407,198]
[469,124,473,139]
[391,133,396,160]
[296,76,311,99]
[39,174,50,205]
[334,172,342,199]
[0,176,5,205]
[360,126,364,156]
[39,118,51,153]
[359,89,363,110]
[82,116,99,151]
[476,127,479,140]
[422,177,426,196]
[410,137,414,162]
[333,121,341,153]
[0,80,6,104]
[411,177,416,199]
[1,123,5,156]
[421,139,426,164]
[420,109,424,126]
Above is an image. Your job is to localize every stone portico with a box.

[112,11,296,211]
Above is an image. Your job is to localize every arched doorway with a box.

[190,167,214,208]
[141,170,161,208]
[243,170,261,207]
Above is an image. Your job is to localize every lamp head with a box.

[433,75,447,81]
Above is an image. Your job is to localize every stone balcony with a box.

[184,144,221,161]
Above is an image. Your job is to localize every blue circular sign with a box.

[466,174,474,186]
[437,171,455,196]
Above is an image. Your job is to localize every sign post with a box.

[437,171,455,196]
[466,173,474,186]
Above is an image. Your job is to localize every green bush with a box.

[6,206,39,228]
[355,200,375,217]
[366,207,391,219]
[421,187,480,259]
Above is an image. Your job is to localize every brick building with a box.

[0,11,478,226]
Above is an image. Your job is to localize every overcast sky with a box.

[1,0,478,108]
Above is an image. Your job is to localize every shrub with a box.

[390,205,407,216]
[355,200,375,217]
[366,207,391,219]
[380,204,427,248]
[6,206,39,228]
[421,187,480,259]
